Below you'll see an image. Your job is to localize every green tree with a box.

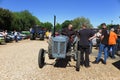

[56,23,62,31]
[12,10,40,31]
[0,8,41,31]
[20,10,36,30]
[0,8,13,30]
[11,12,23,31]
[61,20,72,28]
[42,22,53,30]
[33,16,41,26]
[72,17,93,29]
[97,25,102,29]
[40,22,44,27]
[97,24,113,30]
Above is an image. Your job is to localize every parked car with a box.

[7,32,14,40]
[17,35,22,40]
[5,35,14,42]
[7,32,22,41]
[18,32,27,39]
[0,33,6,44]
[21,31,30,39]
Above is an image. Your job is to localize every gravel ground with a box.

[0,40,120,80]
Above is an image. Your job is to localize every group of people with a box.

[60,23,120,68]
[61,24,94,67]
[93,23,119,64]
[0,30,18,42]
[1,30,8,38]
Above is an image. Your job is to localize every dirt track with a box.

[0,40,120,80]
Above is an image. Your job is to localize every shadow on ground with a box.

[116,51,120,57]
[112,60,120,70]
[43,56,75,69]
[54,57,71,68]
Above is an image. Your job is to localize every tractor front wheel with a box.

[38,49,45,68]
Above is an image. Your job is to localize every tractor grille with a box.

[60,42,65,54]
[53,41,58,53]
[53,41,66,54]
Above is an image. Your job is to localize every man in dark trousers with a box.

[14,30,18,42]
[93,23,109,64]
[77,24,95,68]
[62,24,75,51]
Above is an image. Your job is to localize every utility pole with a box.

[119,16,120,25]
[53,15,56,37]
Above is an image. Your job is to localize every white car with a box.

[0,33,5,44]
[92,37,97,46]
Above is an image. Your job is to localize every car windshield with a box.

[8,32,14,35]
[0,33,3,36]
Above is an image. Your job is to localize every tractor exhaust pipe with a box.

[53,15,56,37]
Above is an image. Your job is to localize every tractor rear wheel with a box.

[76,51,80,71]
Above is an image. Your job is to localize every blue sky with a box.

[0,0,120,27]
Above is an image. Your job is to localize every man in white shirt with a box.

[95,29,102,49]
[14,30,18,42]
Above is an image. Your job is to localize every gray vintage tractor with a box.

[38,16,80,71]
